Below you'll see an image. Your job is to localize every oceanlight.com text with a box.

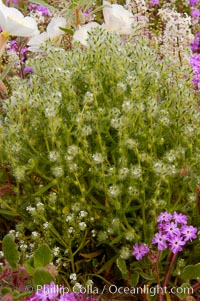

[107,284,193,296]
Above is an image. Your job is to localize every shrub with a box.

[0,28,199,283]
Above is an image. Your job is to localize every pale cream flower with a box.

[73,22,101,46]
[28,16,66,51]
[102,0,134,35]
[0,0,39,37]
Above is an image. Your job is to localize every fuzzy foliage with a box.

[1,28,200,280]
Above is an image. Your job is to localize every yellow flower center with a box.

[2,31,10,38]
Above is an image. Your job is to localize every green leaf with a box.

[116,257,128,279]
[68,3,78,9]
[181,263,200,280]
[28,0,55,10]
[33,245,53,268]
[2,234,19,269]
[139,271,156,281]
[1,287,12,296]
[59,27,74,35]
[109,234,124,246]
[97,255,118,275]
[0,209,20,217]
[0,60,17,80]
[130,272,139,286]
[32,181,57,196]
[33,268,55,287]
[25,257,35,276]
[176,283,192,300]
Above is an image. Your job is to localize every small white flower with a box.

[79,222,87,231]
[120,246,130,260]
[118,167,129,180]
[26,206,36,213]
[68,227,74,234]
[51,166,64,177]
[108,184,120,197]
[125,229,135,241]
[131,165,142,179]
[43,222,49,229]
[66,214,74,222]
[20,244,28,250]
[48,151,59,162]
[32,231,39,237]
[36,202,44,208]
[67,145,79,156]
[91,229,96,237]
[70,273,77,281]
[53,247,60,257]
[92,153,104,164]
[55,258,61,264]
[0,0,39,37]
[30,243,35,249]
[79,211,88,218]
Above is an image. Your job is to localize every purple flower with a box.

[157,212,172,223]
[20,47,29,62]
[191,8,200,18]
[29,3,37,10]
[152,232,168,250]
[150,0,159,5]
[30,282,59,301]
[36,5,51,16]
[169,235,186,254]
[181,225,198,242]
[84,8,93,16]
[172,211,188,225]
[132,243,150,260]
[190,54,200,69]
[190,38,200,52]
[189,0,199,6]
[23,67,33,74]
[6,0,19,5]
[164,222,180,238]
[28,3,51,16]
[6,40,18,52]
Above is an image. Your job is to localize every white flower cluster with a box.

[125,0,148,34]
[158,8,194,62]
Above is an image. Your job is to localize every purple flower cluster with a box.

[29,3,51,16]
[150,0,160,6]
[27,282,97,301]
[6,40,29,63]
[6,0,19,5]
[191,8,200,18]
[190,32,200,52]
[189,0,199,6]
[190,54,200,88]
[132,211,197,260]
